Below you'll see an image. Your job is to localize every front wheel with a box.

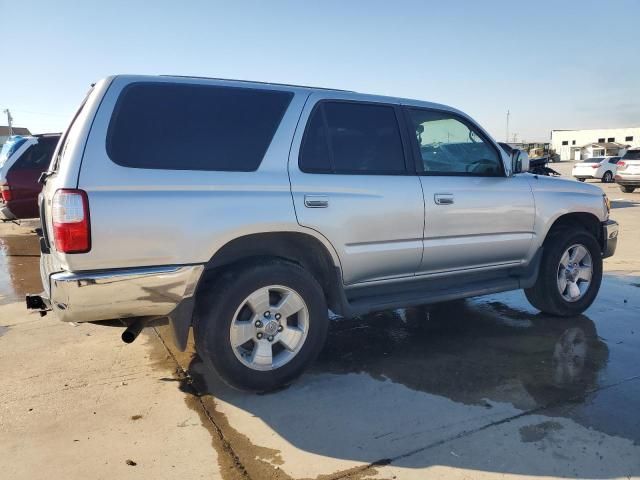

[619,185,636,193]
[525,229,602,316]
[194,260,329,392]
[601,171,613,183]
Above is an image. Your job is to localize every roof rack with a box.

[159,75,352,92]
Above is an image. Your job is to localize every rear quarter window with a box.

[106,82,293,171]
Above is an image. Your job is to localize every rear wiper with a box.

[38,170,54,185]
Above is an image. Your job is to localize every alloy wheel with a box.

[556,244,593,302]
[229,285,309,371]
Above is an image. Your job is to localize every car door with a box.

[403,106,536,275]
[288,95,425,285]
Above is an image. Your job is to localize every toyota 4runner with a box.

[27,75,619,391]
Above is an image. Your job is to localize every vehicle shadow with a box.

[180,277,640,478]
[611,199,640,209]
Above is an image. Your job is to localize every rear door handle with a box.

[434,193,454,205]
[304,195,329,208]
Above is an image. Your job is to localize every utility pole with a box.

[3,109,13,135]
[505,110,510,143]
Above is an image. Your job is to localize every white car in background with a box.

[615,147,640,193]
[572,156,620,183]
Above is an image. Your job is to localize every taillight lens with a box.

[51,189,91,253]
[617,161,626,169]
[591,164,599,169]
[0,183,12,202]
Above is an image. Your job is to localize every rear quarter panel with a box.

[73,76,339,271]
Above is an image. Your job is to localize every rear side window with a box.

[299,101,406,174]
[107,83,293,171]
[12,137,59,170]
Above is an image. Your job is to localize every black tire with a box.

[524,228,602,317]
[619,185,636,193]
[194,260,328,392]
[601,171,613,183]
[577,178,586,182]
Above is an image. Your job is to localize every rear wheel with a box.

[525,229,602,317]
[194,260,328,392]
[619,185,636,193]
[601,171,613,183]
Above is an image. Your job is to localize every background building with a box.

[551,127,640,161]
[0,126,31,148]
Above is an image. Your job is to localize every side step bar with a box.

[337,249,542,318]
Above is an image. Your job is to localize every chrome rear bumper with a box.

[31,264,204,323]
[602,220,618,259]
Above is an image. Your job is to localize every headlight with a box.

[603,194,611,217]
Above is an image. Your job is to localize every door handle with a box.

[434,193,454,205]
[304,195,329,208]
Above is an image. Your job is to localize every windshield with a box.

[580,157,604,163]
[622,150,640,160]
[0,136,28,168]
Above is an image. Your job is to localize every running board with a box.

[345,276,519,317]
[336,250,542,318]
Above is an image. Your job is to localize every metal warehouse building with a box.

[551,127,640,161]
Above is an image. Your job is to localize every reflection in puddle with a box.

[314,300,608,410]
[0,234,42,305]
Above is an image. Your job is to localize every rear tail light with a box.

[51,189,91,253]
[617,161,626,168]
[0,183,12,202]
[591,164,599,169]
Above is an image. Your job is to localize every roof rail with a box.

[159,75,352,92]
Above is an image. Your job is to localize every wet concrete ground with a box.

[1,164,639,479]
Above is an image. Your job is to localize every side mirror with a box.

[512,150,530,174]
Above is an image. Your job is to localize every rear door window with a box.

[299,101,406,174]
[107,82,293,171]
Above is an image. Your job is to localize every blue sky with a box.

[2,0,639,141]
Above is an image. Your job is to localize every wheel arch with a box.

[198,231,346,315]
[544,212,603,250]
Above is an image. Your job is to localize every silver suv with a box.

[27,75,619,391]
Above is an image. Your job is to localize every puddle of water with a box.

[314,299,609,410]
[0,235,42,305]
[181,274,640,451]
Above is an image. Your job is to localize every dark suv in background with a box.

[0,133,60,220]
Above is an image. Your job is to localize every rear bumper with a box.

[602,220,618,259]
[614,174,640,186]
[0,204,16,221]
[573,174,596,180]
[29,264,204,323]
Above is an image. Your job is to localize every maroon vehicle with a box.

[0,133,60,220]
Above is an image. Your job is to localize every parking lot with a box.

[1,162,639,479]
